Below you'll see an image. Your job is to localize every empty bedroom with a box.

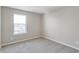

[0,6,79,53]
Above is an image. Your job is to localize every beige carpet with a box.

[0,37,79,53]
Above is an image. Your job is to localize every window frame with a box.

[13,13,27,35]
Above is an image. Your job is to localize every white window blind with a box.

[13,14,27,35]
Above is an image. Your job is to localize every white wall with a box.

[1,7,42,45]
[43,7,79,49]
[0,6,1,48]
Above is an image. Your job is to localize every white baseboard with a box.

[2,35,41,46]
[42,35,79,50]
[1,34,79,50]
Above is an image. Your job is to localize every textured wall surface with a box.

[1,7,42,44]
[43,7,79,49]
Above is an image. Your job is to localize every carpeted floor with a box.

[0,37,79,53]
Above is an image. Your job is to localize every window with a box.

[13,14,27,35]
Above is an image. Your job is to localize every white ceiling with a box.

[8,6,62,14]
